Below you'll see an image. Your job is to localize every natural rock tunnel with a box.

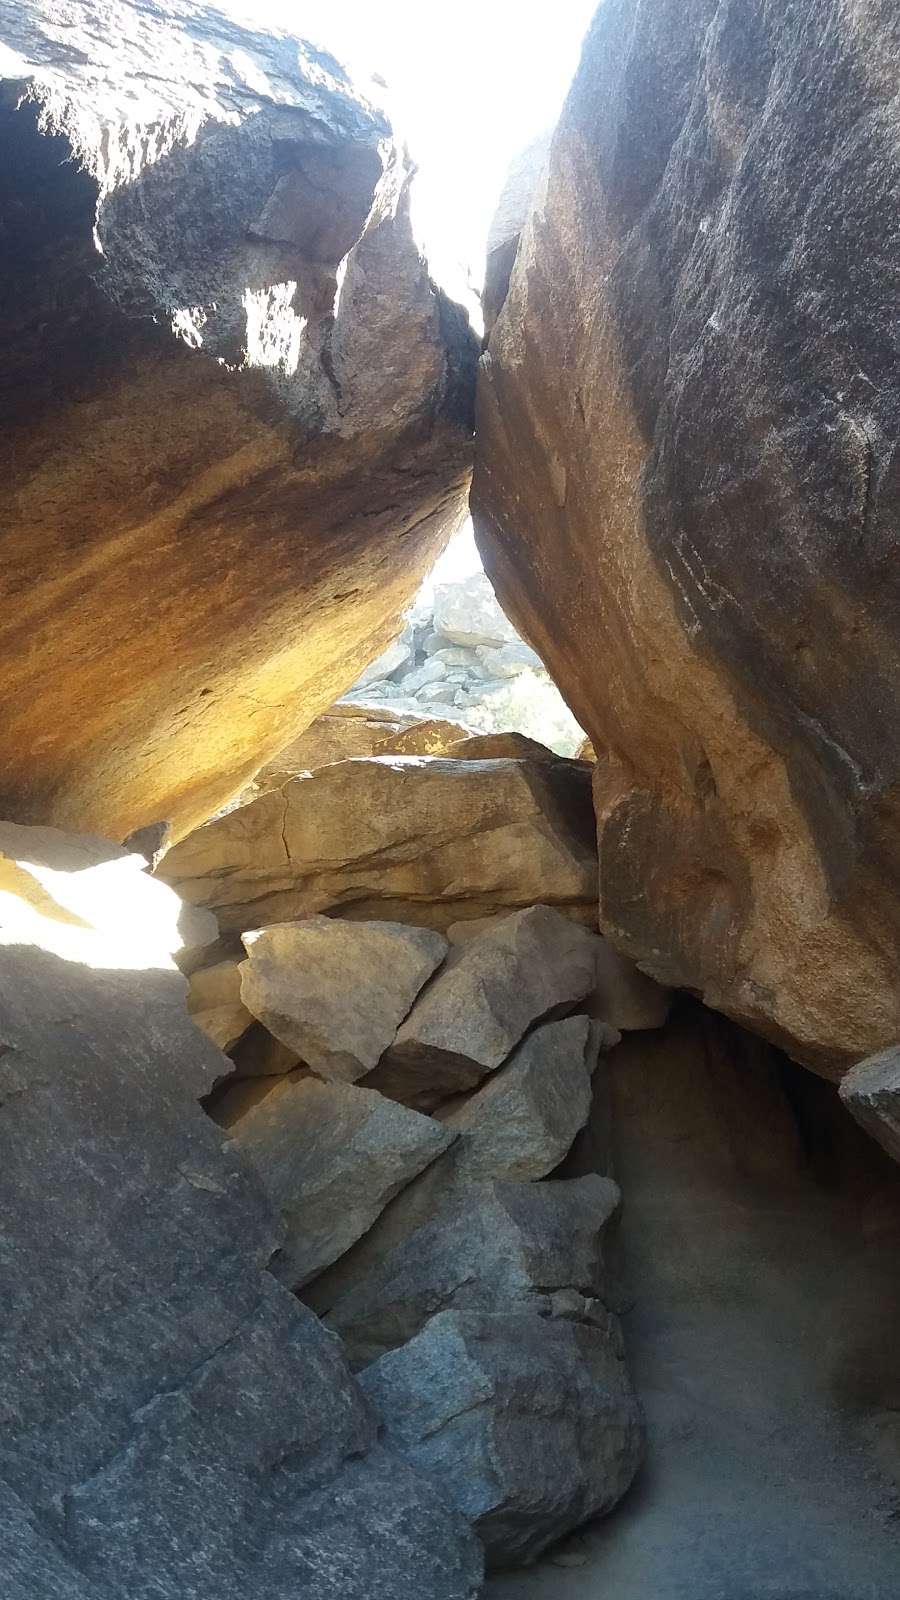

[1,3,899,1599]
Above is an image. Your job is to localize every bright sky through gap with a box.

[230,0,597,314]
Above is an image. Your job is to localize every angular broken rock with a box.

[251,702,472,790]
[157,757,598,933]
[187,958,252,1051]
[323,1174,620,1367]
[0,820,481,1599]
[445,731,557,761]
[589,939,673,1031]
[366,906,601,1109]
[839,1049,900,1166]
[437,1015,605,1181]
[361,1309,643,1568]
[0,0,477,842]
[239,916,448,1082]
[224,1074,454,1288]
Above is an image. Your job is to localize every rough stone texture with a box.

[437,1016,602,1180]
[252,701,472,790]
[323,1174,620,1367]
[483,131,551,337]
[239,916,448,1081]
[362,1309,643,1569]
[367,906,601,1110]
[221,1072,454,1288]
[473,0,900,1076]
[489,1007,900,1600]
[227,1020,301,1079]
[157,756,599,932]
[446,731,557,761]
[0,0,477,842]
[839,1047,900,1165]
[186,957,251,1050]
[0,821,482,1599]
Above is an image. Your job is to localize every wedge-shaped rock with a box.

[251,703,472,791]
[589,939,672,1031]
[0,0,476,841]
[224,1073,454,1287]
[0,821,480,1599]
[324,1174,620,1367]
[240,917,448,1082]
[839,1048,900,1166]
[367,906,600,1109]
[187,958,252,1051]
[438,1015,607,1181]
[361,1309,643,1568]
[158,758,598,932]
[445,731,557,760]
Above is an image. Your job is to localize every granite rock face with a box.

[0,0,476,841]
[157,756,599,932]
[240,916,448,1081]
[222,1072,455,1288]
[473,0,900,1075]
[251,702,473,792]
[368,906,600,1109]
[323,1174,620,1367]
[0,820,482,1598]
[361,1309,642,1569]
[839,1047,900,1165]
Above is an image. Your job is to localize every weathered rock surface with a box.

[323,1174,620,1366]
[0,821,482,1598]
[157,757,598,932]
[482,131,551,337]
[240,916,448,1081]
[362,1309,643,1569]
[488,1008,900,1600]
[0,0,477,842]
[368,907,600,1109]
[253,702,472,790]
[472,0,900,1075]
[222,1072,454,1288]
[437,1015,605,1180]
[446,731,557,761]
[433,572,519,649]
[839,1047,900,1165]
[589,939,672,1032]
[187,957,251,1050]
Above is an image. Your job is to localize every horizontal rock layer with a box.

[0,0,476,841]
[472,0,900,1075]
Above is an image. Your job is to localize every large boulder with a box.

[368,906,600,1109]
[156,755,599,932]
[220,1072,454,1288]
[0,819,482,1598]
[252,702,472,789]
[0,0,476,842]
[472,0,900,1076]
[323,1174,620,1367]
[433,572,518,648]
[239,917,448,1082]
[361,1309,643,1569]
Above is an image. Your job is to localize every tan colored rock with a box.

[445,732,556,761]
[228,1024,301,1080]
[186,959,252,1052]
[223,1073,454,1289]
[366,907,601,1109]
[157,756,598,933]
[239,917,448,1082]
[252,702,472,790]
[0,1,476,842]
[472,0,900,1075]
[589,940,672,1032]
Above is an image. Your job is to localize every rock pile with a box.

[343,570,587,756]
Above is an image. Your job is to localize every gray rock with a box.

[224,1073,455,1288]
[839,1047,900,1165]
[367,906,601,1109]
[401,657,449,694]
[361,1309,643,1568]
[589,939,673,1031]
[187,958,252,1051]
[324,1174,620,1366]
[0,822,481,1598]
[433,573,519,648]
[437,1015,601,1180]
[227,1022,301,1079]
[475,641,544,678]
[355,636,413,688]
[240,917,448,1082]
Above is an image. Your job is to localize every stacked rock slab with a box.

[156,754,599,930]
[0,0,476,841]
[472,0,900,1075]
[0,820,481,1599]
